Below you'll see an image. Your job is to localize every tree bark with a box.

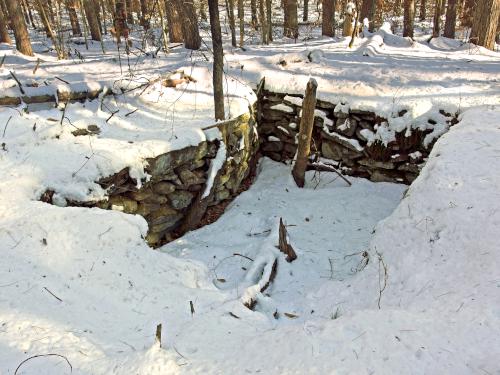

[322,0,335,36]
[83,0,102,40]
[266,0,272,41]
[432,0,442,37]
[238,0,244,46]
[66,0,82,36]
[403,0,415,37]
[226,0,237,46]
[292,78,317,188]
[180,0,201,50]
[140,0,149,29]
[208,0,225,120]
[250,0,258,28]
[0,3,11,44]
[470,0,500,50]
[284,0,298,38]
[259,0,268,43]
[165,0,183,42]
[443,0,457,37]
[5,0,33,55]
[420,0,426,20]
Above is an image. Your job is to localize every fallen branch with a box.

[278,218,297,262]
[307,161,352,186]
[14,353,72,375]
[9,71,25,95]
[43,287,63,302]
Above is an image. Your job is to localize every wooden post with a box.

[292,78,317,188]
[155,323,162,347]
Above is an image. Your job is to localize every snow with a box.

[1,12,500,375]
[201,139,226,199]
[269,103,294,113]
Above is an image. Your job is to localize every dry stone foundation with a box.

[42,111,259,247]
[257,90,458,184]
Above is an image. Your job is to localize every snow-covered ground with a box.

[1,19,499,375]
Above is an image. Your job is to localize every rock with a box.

[216,189,230,202]
[109,196,138,213]
[147,206,181,226]
[128,189,156,201]
[262,141,283,152]
[369,170,400,183]
[141,195,169,205]
[147,142,208,177]
[136,202,162,216]
[178,169,205,186]
[321,141,343,161]
[398,162,420,173]
[335,117,357,137]
[316,99,336,110]
[168,190,194,210]
[358,120,374,131]
[358,159,396,170]
[153,182,176,195]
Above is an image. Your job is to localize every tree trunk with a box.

[5,0,33,55]
[66,0,82,36]
[0,3,11,44]
[284,0,298,38]
[432,0,442,37]
[420,0,426,20]
[180,0,201,50]
[266,0,272,41]
[250,0,258,28]
[292,78,318,188]
[460,0,474,27]
[165,0,183,42]
[226,0,237,46]
[83,0,102,40]
[37,0,55,38]
[238,0,244,46]
[403,0,415,37]
[140,0,149,29]
[470,0,500,50]
[322,0,335,36]
[200,0,207,20]
[343,10,353,36]
[259,0,268,43]
[126,0,134,24]
[303,0,308,21]
[208,0,225,120]
[443,0,457,37]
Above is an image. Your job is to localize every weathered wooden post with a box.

[292,78,317,187]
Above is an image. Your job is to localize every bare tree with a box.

[250,0,258,28]
[65,0,82,36]
[238,0,244,47]
[403,0,415,37]
[322,0,336,36]
[208,0,225,120]
[0,3,11,44]
[165,0,183,42]
[432,0,442,37]
[266,0,272,41]
[83,0,102,40]
[303,0,309,21]
[226,0,237,46]
[180,0,201,50]
[284,0,298,38]
[5,0,33,56]
[420,0,426,20]
[259,0,268,43]
[444,0,457,38]
[470,0,500,50]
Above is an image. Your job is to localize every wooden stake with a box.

[292,78,317,187]
[155,323,162,347]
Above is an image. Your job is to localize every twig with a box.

[43,287,63,302]
[14,353,72,374]
[189,300,195,316]
[9,71,25,95]
[106,110,119,123]
[124,108,138,117]
[33,58,41,75]
[155,324,162,348]
[233,253,254,261]
[55,76,70,85]
[376,251,388,309]
[2,116,12,137]
[0,54,5,68]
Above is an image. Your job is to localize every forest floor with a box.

[0,19,499,374]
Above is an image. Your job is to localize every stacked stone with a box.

[59,112,258,247]
[258,90,458,184]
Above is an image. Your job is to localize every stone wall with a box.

[52,111,259,247]
[258,90,458,184]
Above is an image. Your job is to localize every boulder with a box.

[168,190,195,210]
